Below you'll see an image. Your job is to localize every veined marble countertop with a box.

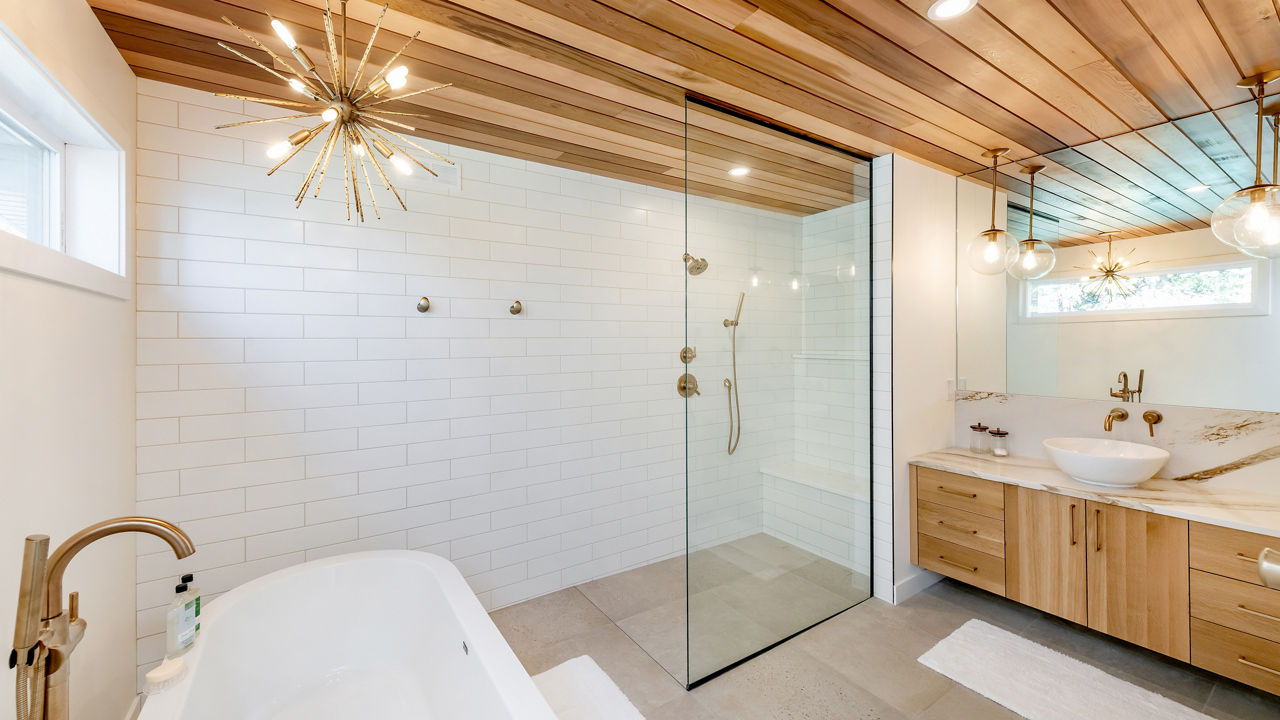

[912,448,1280,539]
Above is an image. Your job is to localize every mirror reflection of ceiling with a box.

[93,0,1278,222]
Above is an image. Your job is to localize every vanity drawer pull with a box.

[937,556,978,574]
[1095,508,1103,552]
[1238,553,1259,564]
[1070,503,1077,546]
[1237,605,1280,624]
[1238,657,1280,678]
[936,520,977,535]
[937,486,978,499]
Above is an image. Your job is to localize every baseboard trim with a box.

[893,566,942,604]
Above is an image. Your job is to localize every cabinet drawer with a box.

[917,499,1005,557]
[915,467,1004,519]
[1192,617,1280,696]
[1192,570,1280,644]
[1190,522,1280,587]
[917,533,1005,596]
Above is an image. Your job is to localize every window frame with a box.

[0,104,63,252]
[1016,256,1271,324]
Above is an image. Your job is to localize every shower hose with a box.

[725,322,742,455]
[15,647,46,720]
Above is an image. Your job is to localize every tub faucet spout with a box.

[12,517,194,720]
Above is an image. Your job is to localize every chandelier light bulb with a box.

[390,154,413,176]
[270,19,297,50]
[288,78,307,95]
[354,142,366,157]
[266,140,292,159]
[321,108,338,122]
[387,65,409,90]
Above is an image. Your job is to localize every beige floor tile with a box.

[1203,678,1280,719]
[789,601,955,715]
[579,555,685,622]
[689,640,909,720]
[915,684,1024,720]
[710,568,856,639]
[489,588,615,665]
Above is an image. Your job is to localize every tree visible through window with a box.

[1027,263,1255,316]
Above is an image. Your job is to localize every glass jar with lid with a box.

[989,427,1009,457]
[968,422,989,454]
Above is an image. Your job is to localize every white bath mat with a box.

[533,655,646,720]
[918,619,1211,720]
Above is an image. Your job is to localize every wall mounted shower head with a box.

[683,253,709,276]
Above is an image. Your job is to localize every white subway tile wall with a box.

[133,80,876,682]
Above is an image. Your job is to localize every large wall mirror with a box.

[955,114,1279,412]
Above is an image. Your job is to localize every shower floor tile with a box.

[577,533,872,683]
[491,576,1280,720]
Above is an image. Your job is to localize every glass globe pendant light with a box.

[965,147,1012,275]
[1238,101,1280,258]
[1005,164,1056,280]
[1212,71,1280,255]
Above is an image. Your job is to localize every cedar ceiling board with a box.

[113,7,851,207]
[1043,147,1204,228]
[1068,140,1215,221]
[1017,158,1188,232]
[1176,112,1261,188]
[729,7,1032,162]
[1137,122,1240,197]
[1124,0,1251,109]
[1215,101,1276,185]
[1101,131,1227,208]
[433,0,980,173]
[895,0,1129,138]
[763,0,1084,151]
[1199,0,1280,78]
[1045,0,1207,118]
[683,103,866,171]
[124,54,834,214]
[977,0,1165,129]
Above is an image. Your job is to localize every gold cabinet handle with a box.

[1070,503,1077,546]
[1238,656,1280,678]
[937,556,978,574]
[1095,508,1103,552]
[937,486,978,499]
[1238,553,1259,563]
[936,520,978,535]
[1237,604,1280,624]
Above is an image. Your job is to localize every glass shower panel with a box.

[684,99,874,686]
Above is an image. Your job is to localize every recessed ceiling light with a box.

[729,167,750,177]
[1185,184,1210,193]
[927,0,978,20]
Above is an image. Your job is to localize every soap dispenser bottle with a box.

[166,582,198,657]
[181,573,201,640]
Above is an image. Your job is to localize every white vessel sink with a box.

[1042,437,1170,488]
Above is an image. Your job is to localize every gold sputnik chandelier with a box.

[213,1,453,222]
[1076,232,1146,298]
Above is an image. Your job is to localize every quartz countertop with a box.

[912,448,1280,539]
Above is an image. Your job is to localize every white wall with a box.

[0,2,137,719]
[889,155,958,602]
[131,80,877,681]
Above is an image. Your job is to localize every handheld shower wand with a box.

[723,292,744,455]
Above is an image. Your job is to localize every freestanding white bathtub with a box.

[137,551,557,720]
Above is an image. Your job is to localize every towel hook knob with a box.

[416,297,431,313]
[509,300,522,315]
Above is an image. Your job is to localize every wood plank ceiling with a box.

[89,0,1280,239]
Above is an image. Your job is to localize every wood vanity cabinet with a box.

[1085,502,1190,662]
[1004,486,1086,624]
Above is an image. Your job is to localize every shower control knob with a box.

[677,373,700,398]
[680,346,696,364]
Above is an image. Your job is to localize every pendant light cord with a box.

[989,153,998,231]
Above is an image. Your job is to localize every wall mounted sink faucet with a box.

[11,517,194,720]
[1110,369,1144,402]
[1104,407,1129,432]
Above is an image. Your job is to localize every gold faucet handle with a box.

[69,592,79,623]
[1142,410,1162,438]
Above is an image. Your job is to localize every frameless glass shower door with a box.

[683,98,874,686]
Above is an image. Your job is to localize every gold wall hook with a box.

[509,300,522,315]
[416,297,430,313]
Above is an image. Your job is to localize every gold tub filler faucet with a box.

[1110,369,1144,402]
[10,517,195,720]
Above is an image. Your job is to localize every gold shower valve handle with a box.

[680,346,696,364]
[677,373,700,398]
[1142,409,1162,437]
